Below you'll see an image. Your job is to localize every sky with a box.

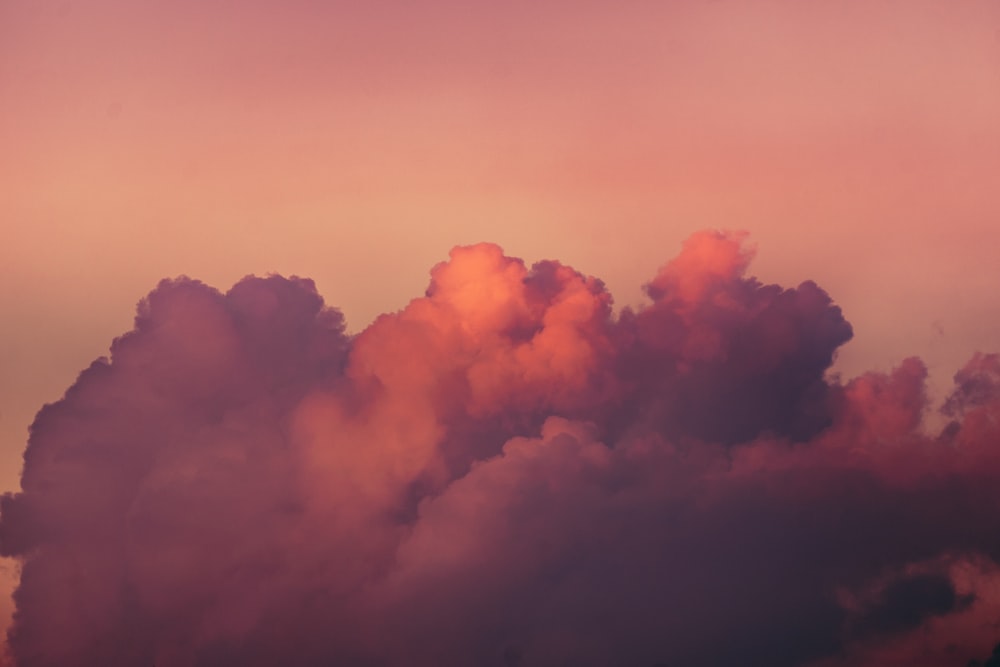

[2,0,1000,664]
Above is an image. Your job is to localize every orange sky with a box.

[2,0,1000,527]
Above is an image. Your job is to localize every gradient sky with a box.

[2,0,1000,655]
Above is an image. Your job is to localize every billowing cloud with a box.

[1,231,998,666]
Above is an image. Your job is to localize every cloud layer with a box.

[2,231,999,666]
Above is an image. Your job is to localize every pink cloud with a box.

[2,232,998,666]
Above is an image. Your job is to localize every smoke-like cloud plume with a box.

[2,230,999,666]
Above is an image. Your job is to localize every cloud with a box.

[1,231,998,666]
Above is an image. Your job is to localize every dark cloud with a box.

[851,572,974,639]
[1,231,998,666]
[969,643,1000,667]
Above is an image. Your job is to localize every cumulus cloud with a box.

[1,230,998,666]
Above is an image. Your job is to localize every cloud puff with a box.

[1,231,998,666]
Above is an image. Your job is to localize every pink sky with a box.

[2,0,1000,658]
